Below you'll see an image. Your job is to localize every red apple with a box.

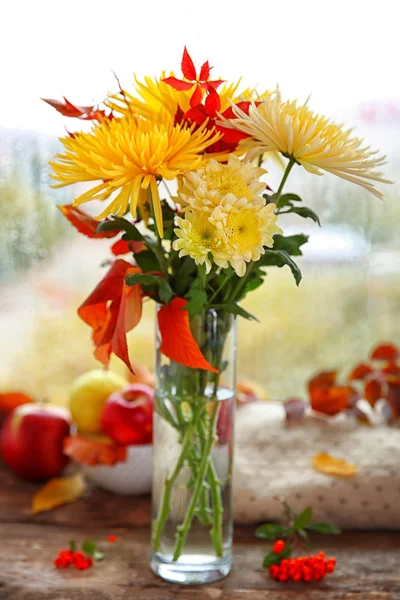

[0,404,71,481]
[101,383,154,445]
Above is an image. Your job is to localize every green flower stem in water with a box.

[172,401,221,561]
[152,404,204,552]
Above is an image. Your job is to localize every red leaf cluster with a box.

[307,342,400,419]
[78,259,143,372]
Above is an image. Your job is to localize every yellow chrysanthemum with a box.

[177,155,267,212]
[50,116,221,237]
[211,199,282,276]
[173,211,228,274]
[220,91,392,198]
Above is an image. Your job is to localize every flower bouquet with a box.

[44,47,390,584]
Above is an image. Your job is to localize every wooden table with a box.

[1,464,400,600]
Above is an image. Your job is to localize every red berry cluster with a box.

[269,550,336,582]
[54,549,93,570]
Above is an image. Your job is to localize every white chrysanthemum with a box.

[177,154,267,212]
[210,199,282,276]
[219,91,392,199]
[172,212,228,274]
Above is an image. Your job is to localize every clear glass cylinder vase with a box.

[150,308,237,585]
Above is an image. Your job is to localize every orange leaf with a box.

[78,260,143,372]
[348,362,374,380]
[31,473,85,515]
[0,392,34,413]
[382,362,400,376]
[310,385,353,415]
[312,453,358,477]
[111,239,145,256]
[308,371,337,395]
[42,97,106,121]
[63,435,127,466]
[371,343,399,361]
[158,298,218,373]
[364,378,383,406]
[58,204,119,239]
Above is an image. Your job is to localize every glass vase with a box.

[150,308,237,585]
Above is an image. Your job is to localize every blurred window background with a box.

[0,0,399,403]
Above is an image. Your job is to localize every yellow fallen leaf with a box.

[31,473,85,515]
[312,453,358,477]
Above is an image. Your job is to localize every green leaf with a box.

[287,206,321,226]
[262,545,292,568]
[307,522,342,535]
[273,234,309,256]
[260,250,302,285]
[293,506,313,530]
[184,278,208,318]
[82,539,97,557]
[255,523,289,540]
[97,217,144,241]
[274,192,304,207]
[125,273,173,303]
[212,303,258,321]
[68,540,77,553]
[133,249,160,273]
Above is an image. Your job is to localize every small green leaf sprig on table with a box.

[256,499,340,582]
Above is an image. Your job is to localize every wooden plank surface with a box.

[1,465,400,599]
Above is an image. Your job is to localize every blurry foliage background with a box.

[0,122,398,405]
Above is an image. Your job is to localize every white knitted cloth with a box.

[233,402,400,528]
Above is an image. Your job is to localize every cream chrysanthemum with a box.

[178,155,267,212]
[173,211,228,274]
[219,91,392,198]
[211,199,282,276]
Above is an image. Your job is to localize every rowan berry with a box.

[272,539,286,554]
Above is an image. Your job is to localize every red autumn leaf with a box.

[205,85,221,116]
[181,46,197,81]
[348,362,374,380]
[382,362,400,376]
[0,392,34,413]
[199,60,210,81]
[310,385,353,416]
[184,107,208,126]
[387,380,400,418]
[78,260,142,372]
[371,343,399,361]
[162,76,194,91]
[58,204,120,239]
[111,239,145,256]
[364,378,384,406]
[63,435,127,466]
[308,371,337,394]
[158,298,218,373]
[190,84,203,108]
[42,97,106,121]
[204,79,225,90]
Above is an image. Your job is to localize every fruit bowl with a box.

[83,443,152,495]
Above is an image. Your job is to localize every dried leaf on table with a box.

[63,434,127,466]
[310,385,353,415]
[308,371,337,394]
[31,473,85,515]
[312,453,358,477]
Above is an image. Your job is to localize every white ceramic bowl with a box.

[83,444,152,495]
